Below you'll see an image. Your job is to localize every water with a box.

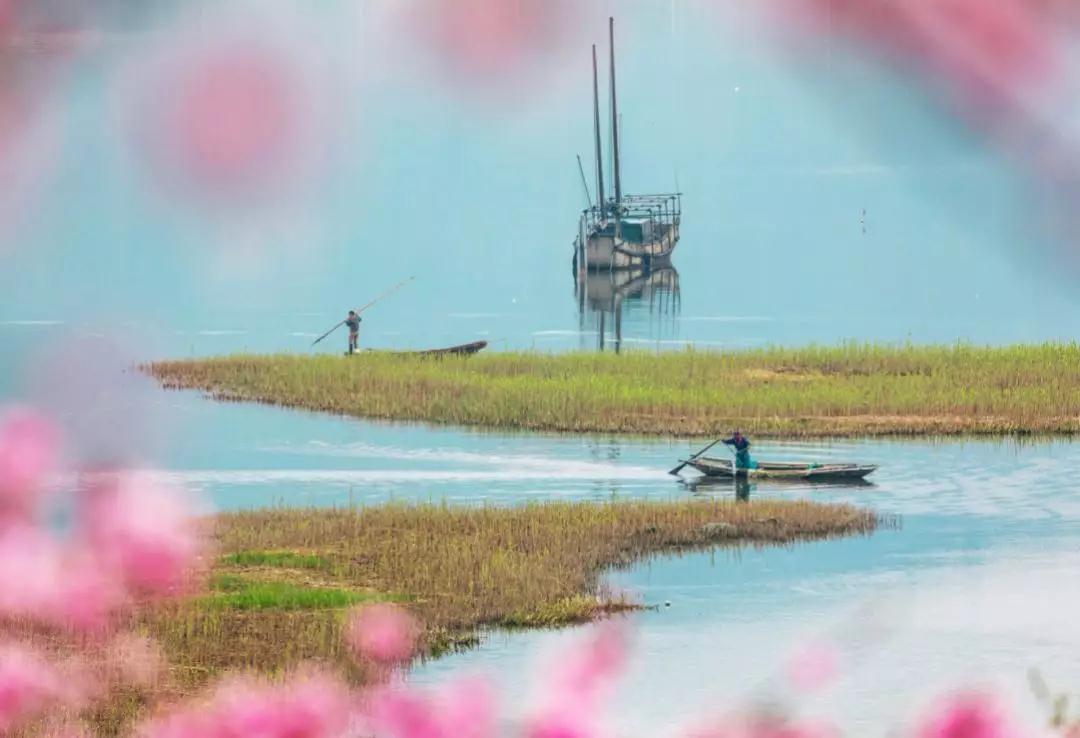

[5,2,1080,359]
[88,390,1080,735]
[3,1,1080,732]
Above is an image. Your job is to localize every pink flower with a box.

[917,692,1018,738]
[82,471,203,597]
[142,671,352,738]
[0,406,59,520]
[0,524,122,632]
[0,643,69,732]
[524,621,630,738]
[684,715,838,738]
[345,604,420,665]
[364,676,495,738]
[786,641,840,692]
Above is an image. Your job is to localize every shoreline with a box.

[153,499,884,686]
[145,344,1080,437]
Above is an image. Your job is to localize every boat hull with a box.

[682,456,877,481]
[348,341,488,357]
[580,222,679,270]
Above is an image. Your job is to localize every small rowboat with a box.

[681,456,877,481]
[411,340,488,357]
[347,340,488,357]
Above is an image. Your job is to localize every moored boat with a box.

[681,456,877,481]
[347,340,488,357]
[572,18,681,272]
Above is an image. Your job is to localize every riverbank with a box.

[147,343,1080,436]
[155,499,880,678]
[54,498,880,734]
[25,499,876,734]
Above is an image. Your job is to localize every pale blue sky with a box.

[1,0,1076,367]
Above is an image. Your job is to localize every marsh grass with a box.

[201,576,384,610]
[145,499,880,688]
[18,499,880,736]
[146,343,1080,436]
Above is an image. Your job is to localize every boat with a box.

[680,456,878,481]
[347,341,488,357]
[412,340,488,357]
[572,18,681,271]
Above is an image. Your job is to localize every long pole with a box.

[609,17,622,208]
[576,154,593,209]
[310,276,416,347]
[668,437,723,476]
[592,44,606,218]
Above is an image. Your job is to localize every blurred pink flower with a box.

[82,471,203,597]
[0,642,70,732]
[346,603,420,665]
[130,33,312,208]
[787,641,840,692]
[685,715,839,738]
[0,524,122,632]
[364,676,495,738]
[405,0,576,95]
[143,671,352,738]
[917,692,1019,738]
[525,621,629,738]
[0,406,59,519]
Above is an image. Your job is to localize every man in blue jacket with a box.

[723,430,753,471]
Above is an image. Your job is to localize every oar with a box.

[310,276,416,347]
[668,437,724,476]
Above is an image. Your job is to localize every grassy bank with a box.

[22,498,881,735]
[148,343,1080,436]
[151,499,880,683]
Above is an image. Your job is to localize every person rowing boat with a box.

[722,430,754,471]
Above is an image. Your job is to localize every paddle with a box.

[668,437,724,476]
[310,276,416,348]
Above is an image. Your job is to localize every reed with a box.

[146,343,1080,436]
[18,498,881,736]
[151,498,879,689]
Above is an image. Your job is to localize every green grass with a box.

[25,498,882,737]
[202,576,382,610]
[145,343,1080,436]
[220,550,332,570]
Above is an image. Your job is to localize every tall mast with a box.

[609,16,622,207]
[591,45,606,217]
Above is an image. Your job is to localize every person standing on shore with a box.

[345,310,361,354]
[723,430,752,470]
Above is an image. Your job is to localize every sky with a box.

[1,0,1078,367]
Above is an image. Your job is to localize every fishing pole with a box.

[310,276,416,347]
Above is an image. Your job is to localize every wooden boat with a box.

[412,340,488,357]
[681,456,878,481]
[347,340,488,357]
[572,18,680,271]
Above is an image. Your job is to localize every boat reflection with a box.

[574,265,680,352]
[681,474,875,501]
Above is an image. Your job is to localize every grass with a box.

[142,498,882,691]
[14,499,882,736]
[201,575,384,610]
[145,343,1080,436]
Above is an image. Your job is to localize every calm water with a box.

[71,387,1080,736]
[2,2,1080,732]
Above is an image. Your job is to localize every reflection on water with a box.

[574,264,680,352]
[683,475,877,501]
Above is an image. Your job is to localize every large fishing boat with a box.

[573,18,681,271]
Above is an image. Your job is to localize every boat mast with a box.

[591,44,606,218]
[609,16,622,208]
